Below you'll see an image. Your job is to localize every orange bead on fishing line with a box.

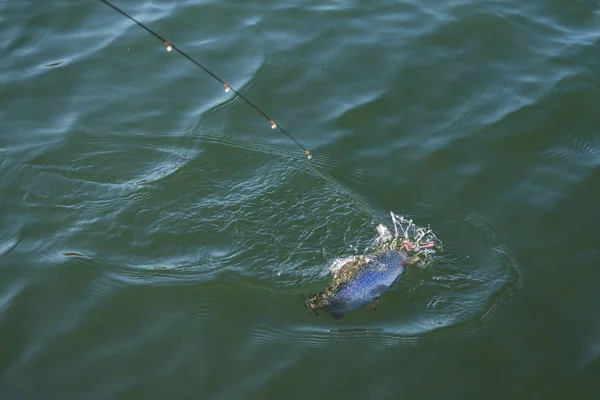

[98,0,312,160]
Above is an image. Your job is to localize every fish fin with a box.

[364,297,380,311]
[329,312,345,321]
[307,306,319,317]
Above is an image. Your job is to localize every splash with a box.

[331,211,442,274]
[371,212,442,255]
[285,211,519,345]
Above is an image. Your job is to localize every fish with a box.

[304,246,420,321]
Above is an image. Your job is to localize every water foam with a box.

[330,211,442,275]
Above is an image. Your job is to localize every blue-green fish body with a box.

[305,250,416,320]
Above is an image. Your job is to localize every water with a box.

[1,0,600,398]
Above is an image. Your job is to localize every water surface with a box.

[1,0,600,398]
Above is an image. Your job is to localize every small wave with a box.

[0,237,19,258]
[542,133,600,168]
[247,322,420,348]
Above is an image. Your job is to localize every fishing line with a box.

[96,0,381,220]
[97,0,312,159]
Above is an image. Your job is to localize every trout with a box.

[305,240,433,320]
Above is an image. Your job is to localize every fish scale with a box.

[305,250,413,320]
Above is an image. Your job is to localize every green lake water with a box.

[1,0,600,398]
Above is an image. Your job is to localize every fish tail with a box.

[303,295,320,316]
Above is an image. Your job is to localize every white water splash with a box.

[330,211,442,274]
[383,212,441,255]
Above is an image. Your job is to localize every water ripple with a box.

[542,133,600,168]
[1,0,597,396]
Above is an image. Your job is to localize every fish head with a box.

[393,244,422,266]
[402,254,420,266]
[396,240,438,266]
